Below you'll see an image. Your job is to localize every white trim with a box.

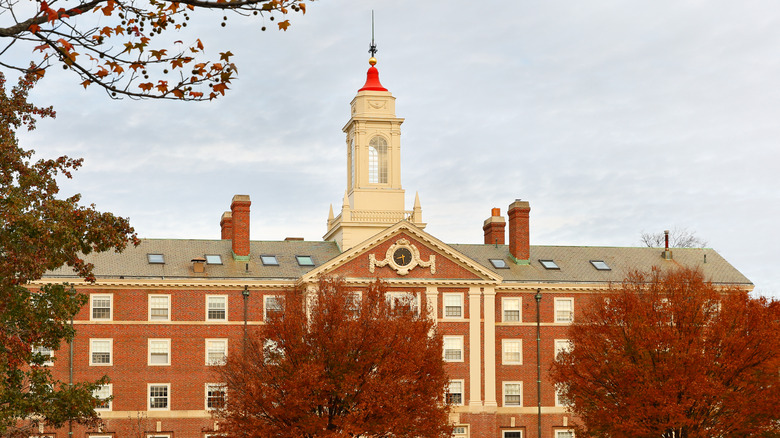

[89,338,113,366]
[502,381,523,406]
[443,335,464,362]
[148,339,171,366]
[554,339,572,359]
[555,430,575,438]
[31,345,54,366]
[264,295,283,320]
[147,383,170,411]
[205,295,228,321]
[502,339,522,365]
[93,383,112,411]
[442,292,464,319]
[90,293,113,321]
[385,291,420,314]
[205,339,227,366]
[204,383,226,410]
[502,431,523,438]
[502,297,522,323]
[447,379,465,406]
[148,294,171,322]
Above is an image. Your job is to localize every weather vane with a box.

[368,10,378,58]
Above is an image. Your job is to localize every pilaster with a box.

[468,286,482,409]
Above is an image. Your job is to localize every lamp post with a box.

[242,286,250,354]
[535,288,542,438]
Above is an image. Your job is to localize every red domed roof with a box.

[358,65,388,92]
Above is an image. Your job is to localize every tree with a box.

[640,227,708,248]
[0,0,307,100]
[0,71,137,437]
[549,267,780,438]
[217,277,453,438]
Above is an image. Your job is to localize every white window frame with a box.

[205,339,227,366]
[89,338,113,366]
[447,379,464,406]
[264,295,283,320]
[147,383,170,411]
[90,294,113,321]
[31,345,54,366]
[503,381,523,406]
[148,294,171,321]
[502,297,521,322]
[442,293,463,319]
[452,425,469,438]
[554,339,572,359]
[555,430,575,438]
[93,384,112,411]
[206,295,228,321]
[502,339,522,365]
[503,431,523,438]
[205,383,227,410]
[385,291,420,314]
[148,339,171,366]
[443,336,464,362]
[555,297,574,323]
[555,385,571,407]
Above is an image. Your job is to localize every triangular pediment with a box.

[301,221,502,284]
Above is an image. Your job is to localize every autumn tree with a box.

[640,227,708,248]
[217,277,453,438]
[0,71,137,437]
[549,267,780,438]
[0,0,307,100]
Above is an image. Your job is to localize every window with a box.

[205,254,222,265]
[555,298,574,323]
[206,295,227,321]
[205,383,226,410]
[93,384,112,410]
[443,336,463,362]
[368,136,388,184]
[148,384,169,410]
[555,339,572,358]
[206,339,227,366]
[555,386,571,407]
[90,339,112,366]
[443,293,463,318]
[489,258,509,269]
[91,294,112,320]
[590,260,610,270]
[502,339,522,365]
[452,426,469,438]
[264,295,283,319]
[447,380,464,405]
[148,339,170,365]
[502,297,521,322]
[263,338,284,364]
[539,259,559,269]
[296,255,315,266]
[555,431,574,438]
[503,432,523,438]
[147,254,164,264]
[385,292,418,314]
[31,345,54,366]
[148,295,170,321]
[503,382,522,406]
[260,255,278,266]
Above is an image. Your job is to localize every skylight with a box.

[539,259,559,270]
[260,255,279,266]
[489,259,508,269]
[147,254,164,264]
[296,255,314,266]
[205,255,222,265]
[590,260,611,271]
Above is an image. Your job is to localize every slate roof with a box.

[44,238,752,287]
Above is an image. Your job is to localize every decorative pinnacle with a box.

[368,10,378,59]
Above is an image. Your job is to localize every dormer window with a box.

[368,136,388,184]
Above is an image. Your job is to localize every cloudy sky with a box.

[11,1,780,298]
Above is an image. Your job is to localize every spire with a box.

[359,11,388,92]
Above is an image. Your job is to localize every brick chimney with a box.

[230,195,251,261]
[508,200,531,264]
[220,211,233,240]
[483,208,506,245]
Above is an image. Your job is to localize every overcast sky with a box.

[11,1,780,298]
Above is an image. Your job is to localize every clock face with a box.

[393,247,413,267]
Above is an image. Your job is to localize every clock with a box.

[393,247,413,266]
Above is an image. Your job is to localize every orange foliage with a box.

[550,267,780,438]
[217,278,453,438]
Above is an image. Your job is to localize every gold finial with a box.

[369,57,377,66]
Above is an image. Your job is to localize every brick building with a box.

[33,55,752,438]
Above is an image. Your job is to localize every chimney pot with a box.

[483,208,506,245]
[508,200,531,264]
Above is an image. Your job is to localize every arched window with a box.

[368,136,388,184]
